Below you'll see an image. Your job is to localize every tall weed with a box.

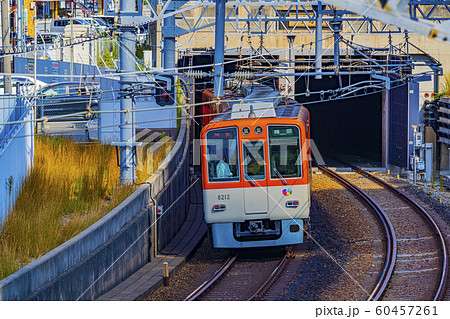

[0,136,136,279]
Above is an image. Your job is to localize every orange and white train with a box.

[201,90,311,248]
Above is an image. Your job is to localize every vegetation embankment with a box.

[436,73,450,99]
[136,132,175,184]
[0,135,176,280]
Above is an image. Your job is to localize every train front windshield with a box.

[206,127,240,182]
[243,140,265,180]
[269,125,302,179]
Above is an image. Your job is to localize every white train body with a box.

[201,101,311,248]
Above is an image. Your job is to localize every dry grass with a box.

[135,135,174,184]
[0,136,136,280]
[436,73,450,99]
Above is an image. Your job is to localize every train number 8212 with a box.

[218,194,230,200]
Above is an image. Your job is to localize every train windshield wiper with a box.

[244,174,257,186]
[273,167,288,185]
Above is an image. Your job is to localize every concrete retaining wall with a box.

[0,116,189,300]
[0,97,33,225]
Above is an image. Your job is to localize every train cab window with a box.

[243,140,265,180]
[268,125,302,179]
[206,127,240,182]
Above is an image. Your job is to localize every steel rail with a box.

[248,246,294,301]
[317,165,397,301]
[346,163,448,301]
[183,254,238,301]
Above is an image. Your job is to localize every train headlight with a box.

[286,200,299,208]
[213,204,226,212]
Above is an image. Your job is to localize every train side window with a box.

[268,125,302,179]
[206,127,240,182]
[243,140,266,180]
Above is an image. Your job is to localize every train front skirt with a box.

[211,219,304,248]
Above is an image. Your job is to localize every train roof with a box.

[212,101,303,122]
[206,83,306,123]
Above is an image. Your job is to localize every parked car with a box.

[50,18,89,34]
[50,18,108,35]
[0,76,47,96]
[35,82,100,121]
[36,32,61,45]
[94,17,112,28]
[94,15,115,27]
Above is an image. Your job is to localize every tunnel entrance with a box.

[295,74,383,165]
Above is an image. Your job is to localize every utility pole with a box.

[213,0,225,97]
[413,125,417,185]
[314,2,323,80]
[1,0,12,94]
[286,35,296,99]
[34,13,38,131]
[331,18,342,71]
[115,0,138,184]
[70,12,74,81]
[17,0,24,53]
[163,5,175,71]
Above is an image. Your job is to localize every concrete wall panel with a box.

[0,98,33,225]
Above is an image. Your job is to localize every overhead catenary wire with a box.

[1,4,428,140]
[0,79,411,142]
[0,75,406,128]
[0,78,218,110]
[0,32,416,83]
[0,72,421,127]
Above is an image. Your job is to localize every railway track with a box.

[318,164,448,301]
[184,246,295,301]
[317,165,396,301]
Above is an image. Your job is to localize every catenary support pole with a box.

[434,69,439,94]
[286,35,296,98]
[314,2,323,80]
[118,0,137,184]
[334,31,339,69]
[17,0,24,53]
[70,13,74,81]
[163,6,176,71]
[214,0,226,97]
[331,19,342,70]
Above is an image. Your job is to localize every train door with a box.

[266,125,305,216]
[242,140,269,214]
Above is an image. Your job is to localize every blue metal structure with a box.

[214,0,226,96]
[162,3,178,71]
[139,1,450,95]
[409,1,450,20]
[142,1,450,39]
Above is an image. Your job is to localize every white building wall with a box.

[0,98,34,225]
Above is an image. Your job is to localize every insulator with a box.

[234,71,252,80]
[185,70,204,79]
[295,66,313,71]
